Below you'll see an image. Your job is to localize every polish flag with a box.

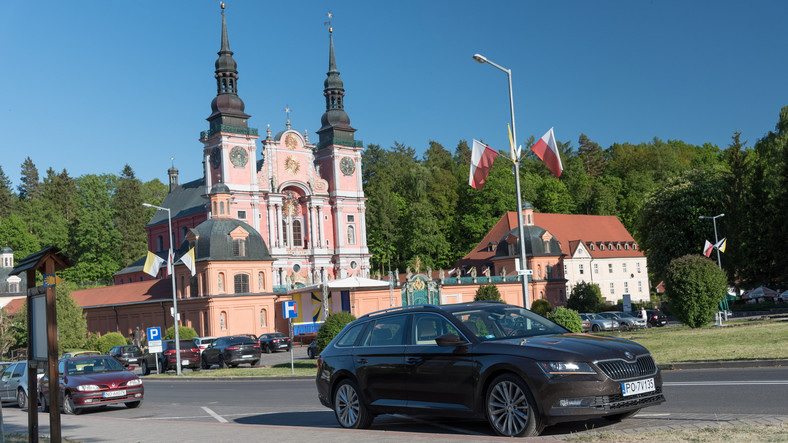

[530,128,563,177]
[703,240,714,257]
[469,139,499,190]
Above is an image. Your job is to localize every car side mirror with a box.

[435,333,467,347]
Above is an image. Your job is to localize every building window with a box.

[190,275,199,297]
[157,235,164,252]
[537,265,542,279]
[638,281,643,292]
[281,220,288,247]
[594,263,599,274]
[589,243,594,251]
[543,241,551,253]
[293,220,303,247]
[546,265,553,279]
[624,282,629,293]
[347,225,356,245]
[600,243,605,251]
[633,244,638,250]
[233,239,247,257]
[637,262,641,273]
[260,309,267,327]
[347,214,355,223]
[9,282,19,292]
[238,210,247,219]
[218,273,225,293]
[258,272,264,291]
[623,263,627,273]
[220,201,225,215]
[220,312,227,330]
[234,274,249,293]
[610,282,615,295]
[213,201,217,214]
[564,265,568,276]
[608,263,613,273]
[579,264,584,275]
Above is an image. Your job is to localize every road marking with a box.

[201,406,228,423]
[636,413,672,417]
[664,381,788,386]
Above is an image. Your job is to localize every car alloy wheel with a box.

[486,374,542,437]
[334,379,373,429]
[592,324,600,332]
[63,393,81,415]
[17,388,27,409]
[218,355,227,369]
[141,360,150,376]
[265,344,272,354]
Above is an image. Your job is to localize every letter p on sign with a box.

[283,300,298,319]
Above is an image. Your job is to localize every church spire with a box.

[317,12,355,147]
[207,2,250,131]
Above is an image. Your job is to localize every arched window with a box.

[281,220,288,247]
[234,274,249,293]
[220,312,227,330]
[258,272,264,291]
[293,220,303,247]
[190,275,199,297]
[537,265,542,279]
[347,225,356,245]
[213,201,217,214]
[260,309,267,328]
[220,201,225,215]
[157,236,164,252]
[218,273,225,293]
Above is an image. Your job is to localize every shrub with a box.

[96,332,128,354]
[549,307,583,333]
[316,312,356,354]
[530,299,552,317]
[474,284,502,302]
[164,325,198,340]
[567,282,605,313]
[665,254,727,328]
[84,332,100,352]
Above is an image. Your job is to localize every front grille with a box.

[596,355,657,381]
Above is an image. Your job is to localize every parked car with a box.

[201,336,261,369]
[141,339,201,374]
[60,350,101,359]
[193,336,217,355]
[579,313,619,332]
[258,332,292,353]
[38,355,143,414]
[107,345,144,368]
[0,361,44,408]
[579,315,592,332]
[599,311,647,331]
[316,302,665,437]
[306,340,319,359]
[634,310,668,327]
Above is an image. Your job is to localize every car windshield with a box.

[66,357,124,375]
[450,306,567,341]
[617,312,638,319]
[585,313,601,320]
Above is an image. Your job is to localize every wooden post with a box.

[45,259,61,442]
[25,269,38,443]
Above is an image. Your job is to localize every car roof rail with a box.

[358,304,438,319]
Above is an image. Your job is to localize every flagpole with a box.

[473,53,531,309]
[144,202,182,375]
[699,214,725,270]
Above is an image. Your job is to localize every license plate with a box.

[128,358,137,362]
[242,354,253,359]
[182,359,190,366]
[103,390,126,398]
[621,378,655,396]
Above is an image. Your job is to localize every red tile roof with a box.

[4,298,25,315]
[71,279,172,308]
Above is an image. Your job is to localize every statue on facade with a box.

[406,266,412,280]
[469,266,477,279]
[482,266,490,277]
[439,268,445,282]
[501,266,507,278]
[426,266,432,279]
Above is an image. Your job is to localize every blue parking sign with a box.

[283,301,298,319]
[147,327,162,342]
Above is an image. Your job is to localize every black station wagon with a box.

[316,302,665,437]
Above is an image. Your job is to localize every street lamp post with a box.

[473,53,531,309]
[699,213,726,322]
[143,202,182,375]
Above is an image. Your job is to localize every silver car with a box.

[579,313,619,332]
[0,361,44,408]
[599,311,647,331]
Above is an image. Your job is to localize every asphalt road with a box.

[1,364,786,441]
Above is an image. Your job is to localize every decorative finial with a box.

[170,157,175,167]
[266,124,272,139]
[324,11,333,34]
[285,105,291,129]
[304,129,309,143]
[220,2,225,10]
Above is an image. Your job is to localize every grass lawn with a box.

[600,317,788,364]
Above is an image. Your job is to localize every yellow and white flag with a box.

[714,238,727,253]
[181,247,196,276]
[143,251,165,278]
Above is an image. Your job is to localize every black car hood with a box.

[483,333,649,362]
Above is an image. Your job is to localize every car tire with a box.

[592,324,600,332]
[307,348,315,359]
[201,355,210,370]
[620,324,630,332]
[39,393,49,413]
[604,408,640,421]
[250,359,259,367]
[264,345,272,354]
[126,400,143,409]
[17,388,27,409]
[218,355,227,369]
[485,374,543,437]
[141,360,150,376]
[333,379,373,429]
[63,393,81,415]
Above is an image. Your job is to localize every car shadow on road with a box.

[235,410,337,427]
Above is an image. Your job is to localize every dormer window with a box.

[588,242,594,251]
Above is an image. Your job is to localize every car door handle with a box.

[405,357,423,365]
[356,358,368,365]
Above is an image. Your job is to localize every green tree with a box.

[0,308,16,358]
[316,312,356,354]
[13,285,88,354]
[113,165,148,267]
[0,213,40,260]
[17,156,40,202]
[567,282,605,313]
[577,134,606,178]
[549,307,583,333]
[664,255,727,328]
[0,166,15,218]
[96,332,128,354]
[29,168,77,250]
[163,325,198,340]
[474,283,502,302]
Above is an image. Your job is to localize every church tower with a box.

[314,20,370,278]
[200,3,260,222]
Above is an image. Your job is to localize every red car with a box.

[38,355,143,414]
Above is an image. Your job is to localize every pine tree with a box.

[0,166,15,218]
[17,157,40,201]
[113,165,148,267]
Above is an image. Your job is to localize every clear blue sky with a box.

[1,1,786,188]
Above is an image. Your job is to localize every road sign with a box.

[147,327,162,342]
[283,300,298,319]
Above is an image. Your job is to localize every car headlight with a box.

[538,361,597,377]
[77,384,101,391]
[126,378,142,386]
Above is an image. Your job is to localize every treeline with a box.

[0,163,167,286]
[363,107,788,291]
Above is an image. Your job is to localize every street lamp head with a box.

[473,53,487,64]
[718,213,725,218]
[142,203,154,209]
